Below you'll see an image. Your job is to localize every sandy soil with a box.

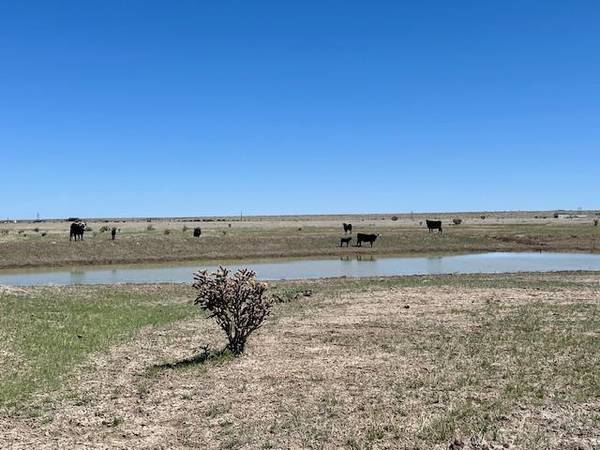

[2,274,599,449]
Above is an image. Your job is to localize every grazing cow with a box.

[426,220,443,233]
[69,222,86,241]
[342,223,352,234]
[111,227,117,240]
[193,227,202,237]
[340,237,352,247]
[356,233,380,247]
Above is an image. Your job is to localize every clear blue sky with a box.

[1,1,599,219]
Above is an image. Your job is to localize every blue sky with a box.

[1,1,599,219]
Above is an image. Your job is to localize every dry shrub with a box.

[453,218,462,225]
[391,215,399,221]
[164,229,171,235]
[193,267,272,355]
[146,224,155,231]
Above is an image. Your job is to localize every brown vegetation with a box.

[0,212,599,269]
[1,273,599,448]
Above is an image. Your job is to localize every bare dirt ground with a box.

[1,211,599,269]
[1,273,599,449]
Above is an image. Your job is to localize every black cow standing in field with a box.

[356,233,380,247]
[111,227,117,240]
[426,220,443,233]
[193,227,202,237]
[69,222,86,241]
[342,223,352,234]
[340,236,352,247]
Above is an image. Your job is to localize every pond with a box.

[1,252,600,286]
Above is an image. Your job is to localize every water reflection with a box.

[1,252,600,286]
[340,255,376,262]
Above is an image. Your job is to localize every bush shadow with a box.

[152,346,233,371]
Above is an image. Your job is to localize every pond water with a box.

[1,252,600,286]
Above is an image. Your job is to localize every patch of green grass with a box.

[0,285,196,409]
[269,271,596,298]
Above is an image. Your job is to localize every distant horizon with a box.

[5,208,599,222]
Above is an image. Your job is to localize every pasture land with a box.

[1,211,599,269]
[1,272,599,449]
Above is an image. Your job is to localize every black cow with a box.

[111,227,117,240]
[426,220,443,233]
[193,227,202,237]
[69,222,86,241]
[342,223,352,234]
[356,233,380,247]
[340,236,352,247]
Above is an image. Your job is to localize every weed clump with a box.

[146,225,155,231]
[193,267,272,355]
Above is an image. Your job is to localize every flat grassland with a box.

[1,211,599,269]
[1,272,599,449]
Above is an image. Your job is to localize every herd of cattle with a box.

[68,219,446,248]
[339,219,443,248]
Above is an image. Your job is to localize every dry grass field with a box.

[1,272,599,449]
[1,211,599,269]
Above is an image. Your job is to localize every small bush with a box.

[85,226,93,232]
[480,215,486,220]
[164,229,171,235]
[146,225,155,231]
[41,232,47,237]
[99,225,110,232]
[182,225,189,232]
[594,219,599,227]
[33,227,40,233]
[0,229,9,235]
[193,267,272,355]
[391,216,399,221]
[452,218,462,225]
